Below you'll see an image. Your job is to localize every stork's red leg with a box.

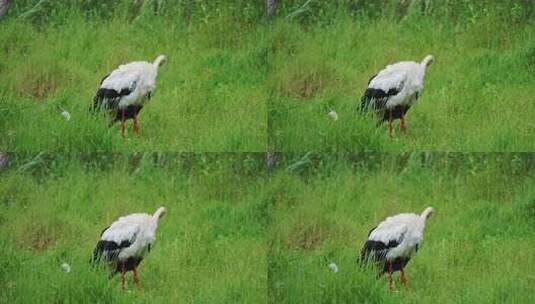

[133,113,140,134]
[120,109,126,138]
[388,261,394,290]
[133,266,140,286]
[400,111,406,134]
[388,111,393,137]
[120,263,126,290]
[400,265,407,285]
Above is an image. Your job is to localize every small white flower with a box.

[328,110,338,121]
[328,262,338,273]
[61,110,71,121]
[61,262,71,273]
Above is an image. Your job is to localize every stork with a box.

[91,207,166,289]
[360,55,434,136]
[359,207,434,290]
[91,55,167,137]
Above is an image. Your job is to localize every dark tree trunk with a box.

[0,0,9,19]
[266,0,277,18]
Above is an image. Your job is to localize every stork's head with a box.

[421,54,434,68]
[154,55,167,67]
[153,206,166,220]
[421,207,434,220]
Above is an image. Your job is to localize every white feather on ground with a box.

[328,262,338,273]
[328,110,338,121]
[61,110,71,121]
[60,262,71,273]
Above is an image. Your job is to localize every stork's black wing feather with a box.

[91,87,133,113]
[359,75,406,115]
[90,78,137,113]
[91,228,139,265]
[359,86,401,113]
[360,239,400,263]
[91,239,133,265]
[359,228,407,265]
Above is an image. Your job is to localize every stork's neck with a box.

[146,215,161,237]
[153,55,166,69]
[152,207,165,221]
[420,55,433,69]
[421,207,432,218]
[150,216,160,228]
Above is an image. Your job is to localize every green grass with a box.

[2,2,535,303]
[2,3,534,152]
[269,15,535,151]
[268,153,535,303]
[0,154,268,303]
[2,153,535,303]
[0,14,268,152]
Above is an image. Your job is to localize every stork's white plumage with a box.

[360,55,434,136]
[91,207,166,289]
[91,55,166,137]
[360,207,434,289]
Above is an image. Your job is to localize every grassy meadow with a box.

[0,154,268,303]
[0,3,268,152]
[2,1,535,303]
[268,153,535,303]
[1,153,535,303]
[268,3,535,151]
[2,2,534,152]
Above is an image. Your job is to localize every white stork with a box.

[359,207,434,290]
[359,55,434,136]
[91,55,167,137]
[91,206,166,289]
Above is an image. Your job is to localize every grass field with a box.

[0,7,268,152]
[0,154,268,303]
[2,2,534,152]
[2,153,533,303]
[269,9,535,151]
[268,153,535,303]
[1,1,535,303]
